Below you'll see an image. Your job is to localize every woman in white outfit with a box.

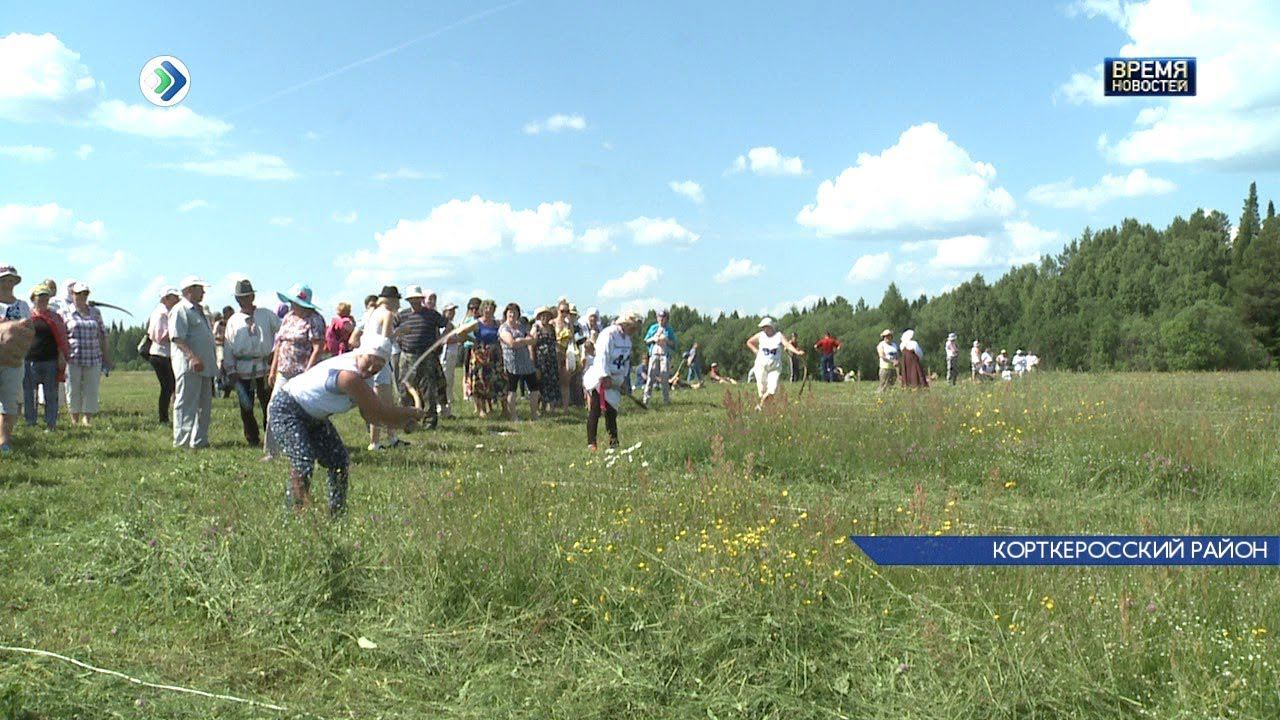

[745,317,804,410]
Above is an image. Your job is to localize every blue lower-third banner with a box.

[849,536,1280,566]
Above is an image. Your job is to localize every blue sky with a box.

[3,0,1278,320]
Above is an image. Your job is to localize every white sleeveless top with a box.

[754,331,784,371]
[284,353,376,419]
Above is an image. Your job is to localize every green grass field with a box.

[1,371,1278,718]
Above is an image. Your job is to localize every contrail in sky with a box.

[227,0,525,116]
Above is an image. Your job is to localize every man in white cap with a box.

[945,332,959,385]
[144,286,181,425]
[268,335,422,516]
[642,308,677,405]
[746,317,805,410]
[169,276,217,449]
[583,311,642,450]
[224,278,281,446]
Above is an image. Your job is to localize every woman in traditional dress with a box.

[532,306,561,412]
[458,299,505,418]
[899,329,929,389]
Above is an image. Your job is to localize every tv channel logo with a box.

[139,56,190,107]
[1104,57,1195,97]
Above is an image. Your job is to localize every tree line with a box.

[108,183,1280,379]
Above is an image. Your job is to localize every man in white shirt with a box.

[169,276,217,449]
[583,311,642,450]
[223,278,281,446]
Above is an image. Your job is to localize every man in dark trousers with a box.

[814,331,841,382]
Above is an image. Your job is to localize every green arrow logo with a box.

[153,67,173,96]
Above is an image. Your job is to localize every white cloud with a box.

[268,216,294,227]
[1067,0,1280,166]
[523,113,587,135]
[0,203,104,245]
[846,252,892,282]
[0,32,99,122]
[1004,221,1062,265]
[332,210,359,224]
[895,261,920,276]
[1055,65,1112,106]
[373,168,432,181]
[732,146,806,176]
[90,99,231,140]
[669,180,705,204]
[75,144,92,159]
[599,265,661,299]
[0,33,230,141]
[765,294,822,318]
[168,153,298,181]
[137,275,170,307]
[924,221,1063,270]
[177,199,210,213]
[714,257,764,283]
[1067,0,1126,23]
[625,216,699,246]
[78,248,129,288]
[796,123,1015,236]
[346,196,577,279]
[930,235,996,269]
[1027,168,1176,210]
[0,144,53,162]
[615,297,668,318]
[303,130,320,141]
[578,227,616,253]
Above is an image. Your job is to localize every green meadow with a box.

[1,371,1277,718]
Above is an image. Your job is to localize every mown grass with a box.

[1,371,1278,719]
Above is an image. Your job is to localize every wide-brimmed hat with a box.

[403,285,425,299]
[233,279,256,297]
[880,328,893,337]
[534,305,552,318]
[179,275,210,291]
[276,283,318,310]
[379,285,401,300]
[0,265,20,283]
[758,317,775,328]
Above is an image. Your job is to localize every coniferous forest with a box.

[667,182,1280,379]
